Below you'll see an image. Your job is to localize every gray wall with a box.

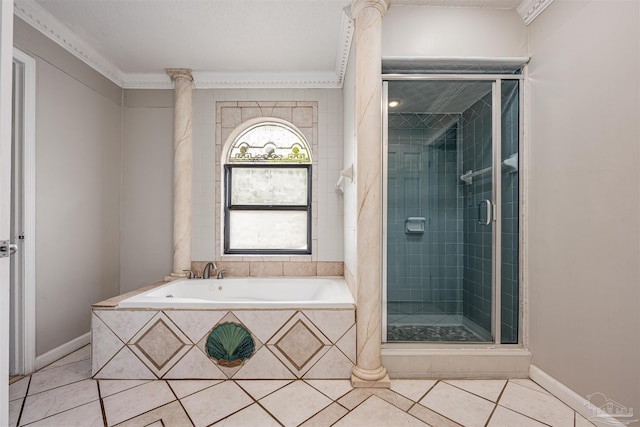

[528,0,639,410]
[382,6,527,58]
[120,90,174,292]
[14,18,123,356]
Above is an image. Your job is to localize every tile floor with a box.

[8,345,596,426]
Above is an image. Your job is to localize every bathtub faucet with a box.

[202,262,217,279]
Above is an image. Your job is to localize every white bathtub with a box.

[118,276,354,309]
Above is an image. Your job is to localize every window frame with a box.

[223,163,312,255]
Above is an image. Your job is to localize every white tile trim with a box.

[34,332,90,370]
[529,365,628,427]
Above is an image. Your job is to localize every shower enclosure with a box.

[383,73,521,345]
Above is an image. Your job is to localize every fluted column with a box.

[166,69,193,278]
[351,0,390,388]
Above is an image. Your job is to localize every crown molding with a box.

[334,7,355,87]
[192,71,341,89]
[517,0,554,25]
[121,74,174,90]
[15,0,353,89]
[14,0,125,86]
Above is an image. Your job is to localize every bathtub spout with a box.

[216,270,227,279]
[202,262,217,279]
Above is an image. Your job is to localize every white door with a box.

[1,1,15,425]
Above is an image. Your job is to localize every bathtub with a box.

[92,276,356,380]
[118,276,354,309]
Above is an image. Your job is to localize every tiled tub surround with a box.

[91,278,355,381]
[191,261,344,278]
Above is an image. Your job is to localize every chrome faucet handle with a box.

[216,270,227,279]
[182,269,195,279]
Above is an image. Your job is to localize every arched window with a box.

[223,120,312,254]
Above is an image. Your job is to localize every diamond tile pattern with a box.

[135,319,185,370]
[92,308,355,380]
[276,320,325,370]
[14,346,598,427]
[268,312,331,376]
[129,312,190,377]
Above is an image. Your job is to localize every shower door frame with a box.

[382,74,524,347]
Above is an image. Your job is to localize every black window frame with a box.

[224,164,312,255]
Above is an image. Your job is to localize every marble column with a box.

[166,69,193,278]
[350,0,390,388]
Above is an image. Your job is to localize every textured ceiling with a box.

[18,0,526,88]
[33,0,350,74]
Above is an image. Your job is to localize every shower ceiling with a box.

[388,80,492,114]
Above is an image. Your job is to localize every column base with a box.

[165,272,188,281]
[351,366,391,388]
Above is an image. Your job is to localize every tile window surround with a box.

[215,101,320,263]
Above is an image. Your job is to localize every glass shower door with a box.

[384,79,496,343]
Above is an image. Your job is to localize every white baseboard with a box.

[529,365,629,427]
[35,332,91,371]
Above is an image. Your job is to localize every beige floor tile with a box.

[420,381,495,427]
[370,388,415,411]
[114,401,193,427]
[103,380,176,426]
[168,379,224,399]
[444,379,506,402]
[337,388,374,410]
[305,379,353,400]
[487,405,548,426]
[390,379,438,402]
[21,379,99,425]
[259,380,332,426]
[98,379,152,397]
[409,404,462,427]
[180,381,253,426]
[212,403,281,426]
[300,402,349,427]
[9,398,22,427]
[575,412,598,427]
[28,359,91,395]
[21,401,104,427]
[42,345,91,371]
[333,395,428,427]
[498,382,575,426]
[509,378,551,394]
[235,379,292,400]
[9,377,30,402]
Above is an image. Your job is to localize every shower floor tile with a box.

[387,324,485,342]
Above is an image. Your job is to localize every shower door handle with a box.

[477,200,492,226]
